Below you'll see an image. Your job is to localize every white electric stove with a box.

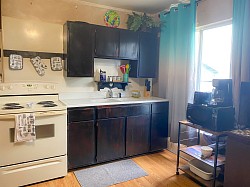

[0,83,67,187]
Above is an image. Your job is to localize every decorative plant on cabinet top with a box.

[126,12,161,32]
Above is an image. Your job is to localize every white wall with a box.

[2,16,147,93]
[197,0,233,27]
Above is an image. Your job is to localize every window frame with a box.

[195,19,232,91]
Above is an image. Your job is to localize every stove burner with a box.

[4,103,21,106]
[37,101,55,105]
[43,104,58,107]
[2,106,24,110]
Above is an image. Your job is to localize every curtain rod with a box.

[162,0,203,16]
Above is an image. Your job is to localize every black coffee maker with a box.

[211,79,233,107]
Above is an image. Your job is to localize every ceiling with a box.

[81,0,187,14]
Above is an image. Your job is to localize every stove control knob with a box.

[51,85,56,90]
[0,86,5,91]
[8,85,13,90]
[45,85,50,89]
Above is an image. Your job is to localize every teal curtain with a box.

[159,0,196,142]
[232,0,250,124]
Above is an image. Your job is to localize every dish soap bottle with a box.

[100,69,106,82]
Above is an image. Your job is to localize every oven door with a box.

[0,110,67,167]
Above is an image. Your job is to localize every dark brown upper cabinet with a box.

[119,29,138,60]
[94,26,119,58]
[129,31,158,78]
[64,21,158,78]
[63,21,94,77]
[94,26,138,60]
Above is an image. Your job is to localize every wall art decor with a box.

[50,57,62,71]
[104,10,120,28]
[9,54,23,70]
[30,56,47,76]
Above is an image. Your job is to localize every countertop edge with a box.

[60,97,169,108]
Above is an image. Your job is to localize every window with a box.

[195,23,232,92]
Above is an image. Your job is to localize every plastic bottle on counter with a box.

[100,69,106,82]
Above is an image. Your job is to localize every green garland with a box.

[126,12,161,32]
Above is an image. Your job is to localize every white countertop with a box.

[60,97,168,108]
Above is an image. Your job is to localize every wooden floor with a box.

[28,150,200,187]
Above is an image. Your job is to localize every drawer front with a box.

[97,105,127,119]
[68,107,95,122]
[152,102,169,114]
[0,156,67,187]
[127,104,151,116]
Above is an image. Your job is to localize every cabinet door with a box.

[65,22,94,77]
[119,29,138,60]
[126,115,150,156]
[95,26,119,58]
[139,32,157,77]
[97,117,125,162]
[68,121,95,169]
[151,114,168,151]
[130,32,158,78]
[150,102,169,151]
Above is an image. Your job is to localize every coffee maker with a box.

[211,79,233,107]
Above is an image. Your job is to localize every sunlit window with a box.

[196,24,232,92]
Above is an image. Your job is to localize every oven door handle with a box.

[0,110,66,120]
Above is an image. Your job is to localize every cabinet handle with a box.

[116,47,119,57]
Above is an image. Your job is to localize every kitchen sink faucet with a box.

[107,88,113,98]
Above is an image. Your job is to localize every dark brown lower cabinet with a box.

[126,115,150,156]
[67,102,169,169]
[97,117,125,162]
[150,113,168,151]
[68,121,95,169]
[224,134,250,187]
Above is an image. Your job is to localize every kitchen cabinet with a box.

[130,31,158,78]
[94,26,138,60]
[67,101,169,169]
[63,21,94,77]
[96,105,126,162]
[63,21,158,78]
[126,104,151,156]
[94,26,119,58]
[224,133,250,187]
[96,118,125,162]
[150,102,169,151]
[126,115,150,156]
[97,105,127,119]
[67,108,96,169]
[119,29,138,60]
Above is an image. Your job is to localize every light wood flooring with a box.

[28,150,200,187]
